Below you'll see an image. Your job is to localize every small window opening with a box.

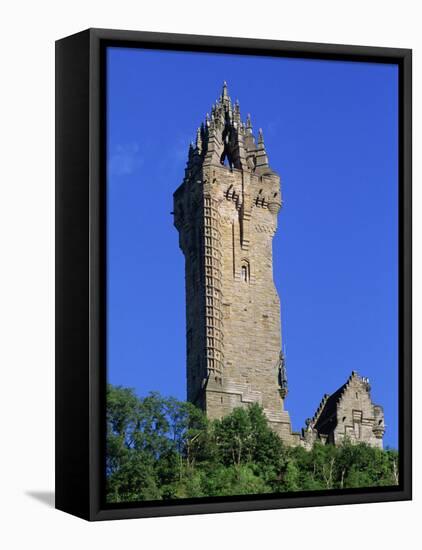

[241,260,250,282]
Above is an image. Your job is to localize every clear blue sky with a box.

[106,47,398,448]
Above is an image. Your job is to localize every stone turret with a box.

[174,82,299,445]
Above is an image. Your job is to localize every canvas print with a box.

[106,47,399,504]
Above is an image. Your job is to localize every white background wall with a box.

[0,1,419,548]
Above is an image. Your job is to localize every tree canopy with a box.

[106,384,399,503]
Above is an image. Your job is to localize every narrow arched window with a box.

[241,260,250,282]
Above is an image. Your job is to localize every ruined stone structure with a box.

[173,83,384,449]
[302,372,385,449]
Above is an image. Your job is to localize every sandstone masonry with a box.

[302,372,385,449]
[173,83,385,449]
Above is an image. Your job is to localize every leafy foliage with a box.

[106,384,399,502]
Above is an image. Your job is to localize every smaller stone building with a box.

[301,371,385,449]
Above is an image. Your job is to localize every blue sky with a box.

[107,47,398,448]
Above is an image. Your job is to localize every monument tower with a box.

[173,82,296,443]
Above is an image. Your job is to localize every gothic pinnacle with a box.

[246,113,252,132]
[233,99,241,124]
[196,127,202,152]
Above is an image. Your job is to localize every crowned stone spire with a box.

[181,83,276,174]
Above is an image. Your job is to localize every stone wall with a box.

[333,374,385,449]
[303,372,385,449]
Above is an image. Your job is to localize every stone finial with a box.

[246,113,252,132]
[222,80,229,99]
[233,99,241,125]
[255,128,270,173]
[195,127,202,153]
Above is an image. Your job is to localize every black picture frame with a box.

[55,28,412,521]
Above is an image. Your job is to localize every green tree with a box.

[105,384,399,502]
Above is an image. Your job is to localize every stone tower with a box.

[174,82,297,443]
